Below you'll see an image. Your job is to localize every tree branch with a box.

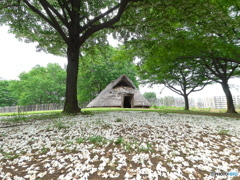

[81,2,121,33]
[37,0,68,43]
[40,0,68,27]
[164,82,183,96]
[187,83,208,96]
[227,64,239,80]
[57,0,70,28]
[1,0,21,9]
[80,0,136,43]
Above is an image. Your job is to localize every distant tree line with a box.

[0,63,66,107]
[143,92,188,107]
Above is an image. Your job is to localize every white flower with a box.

[168,172,179,179]
[182,161,189,166]
[89,168,97,174]
[189,174,195,179]
[14,176,25,180]
[37,172,47,178]
[124,172,131,178]
[229,155,238,161]
[183,168,195,174]
[109,172,120,178]
[173,156,184,162]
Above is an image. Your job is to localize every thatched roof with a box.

[87,75,151,108]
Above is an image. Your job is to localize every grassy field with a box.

[1,106,240,120]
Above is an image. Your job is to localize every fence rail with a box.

[0,103,64,113]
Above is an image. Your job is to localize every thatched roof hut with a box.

[87,75,151,108]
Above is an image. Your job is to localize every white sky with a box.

[0,26,67,80]
[0,25,239,98]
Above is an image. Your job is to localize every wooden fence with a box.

[0,103,64,113]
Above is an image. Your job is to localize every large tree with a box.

[9,63,66,105]
[196,57,240,113]
[138,56,211,110]
[124,0,240,113]
[0,0,143,113]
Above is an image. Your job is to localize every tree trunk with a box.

[63,46,81,114]
[183,94,189,110]
[221,80,237,114]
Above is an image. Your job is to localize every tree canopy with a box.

[0,80,17,107]
[143,92,157,106]
[0,0,143,113]
[1,0,240,113]
[125,0,240,112]
[78,45,138,106]
[138,55,212,110]
[9,63,66,105]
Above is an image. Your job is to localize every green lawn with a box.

[1,106,240,119]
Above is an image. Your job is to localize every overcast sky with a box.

[0,25,238,98]
[0,26,67,80]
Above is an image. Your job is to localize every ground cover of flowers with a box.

[0,111,240,180]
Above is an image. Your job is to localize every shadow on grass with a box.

[82,107,240,119]
[1,106,239,123]
[1,112,64,123]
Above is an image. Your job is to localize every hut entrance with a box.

[123,94,133,108]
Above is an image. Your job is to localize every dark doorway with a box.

[123,95,133,108]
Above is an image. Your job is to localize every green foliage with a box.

[138,142,154,153]
[143,92,157,105]
[1,0,142,113]
[0,80,17,107]
[137,54,212,110]
[78,45,138,105]
[1,109,28,122]
[80,110,94,116]
[40,146,50,154]
[1,151,19,160]
[153,104,158,109]
[2,112,64,123]
[52,119,69,130]
[218,129,230,136]
[124,0,240,111]
[115,118,123,122]
[89,136,108,146]
[9,63,66,105]
[114,137,124,145]
[76,137,87,144]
